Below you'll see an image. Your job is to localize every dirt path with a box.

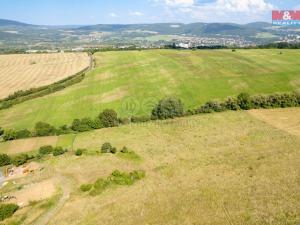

[32,175,72,225]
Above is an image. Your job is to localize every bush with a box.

[80,184,92,192]
[151,97,184,120]
[120,146,129,153]
[237,92,252,110]
[16,129,32,139]
[118,117,131,125]
[224,97,240,110]
[71,118,94,132]
[99,109,118,128]
[39,145,54,155]
[12,154,29,166]
[2,130,17,141]
[0,203,19,221]
[75,149,84,156]
[0,127,4,136]
[111,147,117,154]
[131,116,151,123]
[197,101,226,113]
[101,142,113,153]
[35,122,56,137]
[0,154,11,167]
[53,147,65,156]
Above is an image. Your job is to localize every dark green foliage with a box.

[197,101,226,113]
[53,147,65,156]
[82,170,146,196]
[75,149,84,156]
[0,204,19,221]
[237,92,252,110]
[101,142,113,153]
[111,147,117,154]
[34,122,56,137]
[0,127,4,136]
[151,97,184,120]
[120,146,129,153]
[99,109,118,127]
[2,130,17,141]
[80,184,92,192]
[12,154,29,166]
[56,125,71,135]
[224,97,240,110]
[131,116,151,123]
[15,129,31,139]
[71,118,93,132]
[0,154,11,167]
[39,145,54,155]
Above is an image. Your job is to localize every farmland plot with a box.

[0,53,90,98]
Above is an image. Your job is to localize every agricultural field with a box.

[0,49,300,130]
[0,108,299,224]
[0,53,91,99]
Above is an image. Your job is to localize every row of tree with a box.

[0,92,299,142]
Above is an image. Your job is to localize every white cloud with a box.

[109,12,118,17]
[153,0,275,23]
[130,11,144,16]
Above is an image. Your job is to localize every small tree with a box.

[39,145,54,155]
[237,92,252,110]
[3,129,17,141]
[101,142,113,153]
[53,147,65,156]
[12,154,29,166]
[99,109,118,128]
[151,97,184,120]
[0,154,11,167]
[35,122,56,137]
[75,149,84,156]
[0,127,4,136]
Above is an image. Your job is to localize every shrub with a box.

[151,97,184,120]
[99,109,118,128]
[80,184,92,192]
[120,146,129,153]
[39,145,54,155]
[71,118,93,132]
[2,130,17,141]
[101,142,113,153]
[111,147,117,154]
[197,101,226,113]
[118,117,131,125]
[0,154,11,167]
[224,97,240,110]
[0,127,4,136]
[131,116,151,123]
[237,92,252,110]
[75,149,84,156]
[0,203,19,221]
[12,154,29,166]
[16,129,32,139]
[35,122,56,137]
[53,147,65,156]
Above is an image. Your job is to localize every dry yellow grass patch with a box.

[248,108,300,137]
[9,179,56,206]
[0,136,58,154]
[0,53,90,98]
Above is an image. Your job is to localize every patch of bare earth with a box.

[248,108,300,137]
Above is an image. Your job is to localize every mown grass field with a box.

[0,53,90,99]
[1,108,299,225]
[0,49,299,130]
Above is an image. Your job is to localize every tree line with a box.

[0,92,299,143]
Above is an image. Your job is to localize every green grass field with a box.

[1,109,300,225]
[1,49,300,130]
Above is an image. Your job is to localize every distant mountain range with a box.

[0,18,298,49]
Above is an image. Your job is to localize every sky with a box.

[0,0,299,25]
